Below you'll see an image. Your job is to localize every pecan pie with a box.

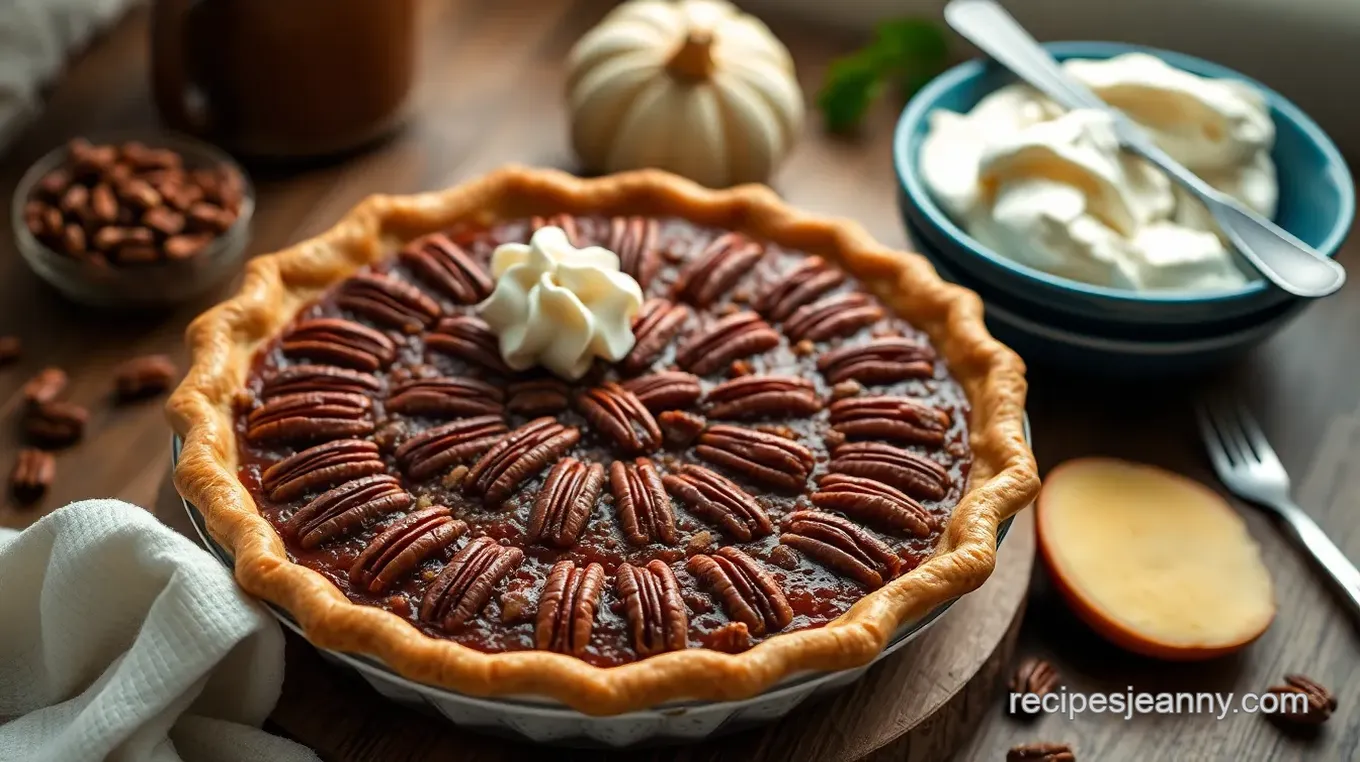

[170,167,1037,714]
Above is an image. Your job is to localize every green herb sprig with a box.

[817,19,950,133]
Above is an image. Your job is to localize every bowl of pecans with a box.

[13,134,254,308]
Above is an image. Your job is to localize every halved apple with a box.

[1036,457,1275,660]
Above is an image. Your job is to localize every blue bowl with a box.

[894,41,1354,328]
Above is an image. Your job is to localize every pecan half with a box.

[828,395,950,446]
[817,338,935,385]
[394,415,510,480]
[671,233,763,307]
[609,458,678,546]
[1009,658,1060,715]
[621,371,702,412]
[463,418,581,504]
[607,216,660,289]
[754,256,846,321]
[536,560,606,655]
[25,402,87,446]
[425,315,510,374]
[811,473,934,537]
[616,560,688,656]
[11,448,55,502]
[286,474,412,549]
[705,375,821,420]
[622,298,691,373]
[505,378,570,416]
[662,464,772,541]
[398,232,493,304]
[828,442,950,501]
[659,410,706,447]
[244,391,374,444]
[695,425,814,492]
[526,458,605,547]
[112,354,178,401]
[281,318,398,372]
[387,376,505,418]
[261,365,382,399]
[687,546,792,636]
[420,536,524,630]
[261,439,386,502]
[1267,674,1337,726]
[22,367,67,407]
[0,336,19,366]
[1007,743,1076,762]
[783,292,884,343]
[349,506,467,594]
[780,511,901,589]
[576,382,661,453]
[529,213,580,246]
[673,312,780,376]
[337,272,442,332]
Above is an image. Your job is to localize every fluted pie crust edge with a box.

[167,166,1039,715]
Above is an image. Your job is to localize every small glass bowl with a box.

[12,133,255,309]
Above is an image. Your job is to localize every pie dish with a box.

[168,166,1038,715]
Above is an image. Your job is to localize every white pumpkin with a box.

[566,0,804,188]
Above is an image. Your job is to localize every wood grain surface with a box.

[1,2,1357,760]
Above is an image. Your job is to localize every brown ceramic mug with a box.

[151,0,418,159]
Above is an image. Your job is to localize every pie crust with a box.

[168,166,1039,714]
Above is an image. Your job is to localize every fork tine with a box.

[1208,398,1256,465]
[1230,402,1284,469]
[1195,401,1236,476]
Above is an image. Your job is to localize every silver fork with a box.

[1196,397,1360,619]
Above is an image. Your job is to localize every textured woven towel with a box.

[0,499,318,762]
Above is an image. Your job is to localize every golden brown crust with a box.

[167,166,1039,715]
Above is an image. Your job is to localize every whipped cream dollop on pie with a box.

[479,225,644,379]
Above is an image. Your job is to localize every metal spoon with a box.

[944,0,1347,298]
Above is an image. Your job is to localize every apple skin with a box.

[1035,458,1275,662]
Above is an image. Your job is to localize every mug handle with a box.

[150,0,210,132]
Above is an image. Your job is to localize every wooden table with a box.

[3,2,1358,760]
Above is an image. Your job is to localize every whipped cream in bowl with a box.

[920,52,1278,294]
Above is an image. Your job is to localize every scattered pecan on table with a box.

[1007,742,1076,761]
[10,448,55,502]
[0,336,20,366]
[112,354,179,402]
[23,138,244,266]
[1007,657,1060,716]
[1265,674,1336,727]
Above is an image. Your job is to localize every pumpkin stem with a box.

[666,30,715,81]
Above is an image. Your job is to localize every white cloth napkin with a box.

[0,499,319,762]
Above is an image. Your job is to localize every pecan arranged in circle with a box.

[616,560,688,656]
[670,232,764,307]
[281,318,398,372]
[1007,743,1076,762]
[536,560,606,655]
[783,292,884,343]
[609,458,678,546]
[505,378,571,416]
[695,425,814,492]
[529,213,581,246]
[811,473,934,537]
[112,354,178,401]
[527,458,605,547]
[337,272,442,332]
[261,438,386,502]
[349,506,467,594]
[608,216,660,289]
[816,337,935,385]
[622,298,691,373]
[245,391,374,444]
[398,232,493,304]
[658,410,707,447]
[673,312,780,376]
[828,395,950,446]
[828,442,950,501]
[286,474,412,549]
[463,417,581,504]
[387,376,505,418]
[687,546,792,636]
[780,510,901,589]
[662,464,773,541]
[576,382,661,453]
[621,371,702,412]
[394,415,509,480]
[1267,674,1337,726]
[420,536,524,631]
[425,315,510,374]
[754,256,846,322]
[261,365,382,399]
[704,375,821,420]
